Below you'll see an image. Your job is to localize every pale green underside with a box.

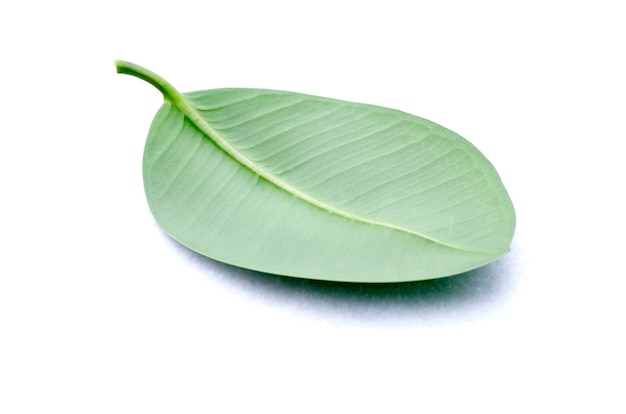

[143,88,515,282]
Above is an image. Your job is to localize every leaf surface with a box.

[116,61,515,282]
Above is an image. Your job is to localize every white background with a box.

[1,1,625,412]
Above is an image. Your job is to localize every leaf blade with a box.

[118,61,515,282]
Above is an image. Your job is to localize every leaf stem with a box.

[114,60,184,103]
[114,60,225,149]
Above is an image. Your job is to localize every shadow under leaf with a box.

[164,233,520,324]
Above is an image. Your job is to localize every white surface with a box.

[1,1,624,412]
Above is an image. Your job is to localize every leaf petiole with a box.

[114,60,223,151]
[114,60,184,104]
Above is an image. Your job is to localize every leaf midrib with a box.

[180,97,499,254]
[114,60,497,255]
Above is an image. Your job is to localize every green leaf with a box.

[115,60,515,283]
